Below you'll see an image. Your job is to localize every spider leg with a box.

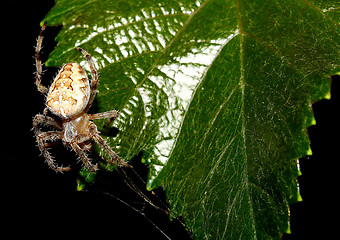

[89,110,120,128]
[33,113,62,132]
[35,131,71,172]
[76,47,98,112]
[82,142,94,152]
[88,122,131,168]
[35,21,48,95]
[69,131,98,172]
[70,141,98,172]
[88,110,119,121]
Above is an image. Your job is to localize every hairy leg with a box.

[35,21,48,95]
[33,113,62,132]
[76,47,98,111]
[89,110,120,128]
[88,110,119,120]
[88,122,130,168]
[35,131,71,172]
[69,132,98,172]
[70,141,98,172]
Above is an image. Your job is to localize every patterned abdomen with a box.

[46,63,90,118]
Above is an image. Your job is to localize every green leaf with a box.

[43,0,339,239]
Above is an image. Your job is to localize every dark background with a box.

[4,0,339,239]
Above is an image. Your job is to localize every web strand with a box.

[101,191,172,240]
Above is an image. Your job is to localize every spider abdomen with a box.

[46,63,90,118]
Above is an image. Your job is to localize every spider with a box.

[33,22,129,172]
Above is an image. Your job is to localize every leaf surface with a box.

[43,0,339,239]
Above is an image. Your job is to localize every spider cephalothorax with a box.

[33,22,129,172]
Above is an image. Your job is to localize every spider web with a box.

[80,160,190,239]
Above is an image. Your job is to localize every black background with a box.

[4,1,339,239]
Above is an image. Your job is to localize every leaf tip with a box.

[310,117,316,126]
[324,92,331,100]
[146,179,154,191]
[306,147,313,156]
[45,58,56,68]
[76,179,85,191]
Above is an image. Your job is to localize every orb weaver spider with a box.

[33,22,129,172]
